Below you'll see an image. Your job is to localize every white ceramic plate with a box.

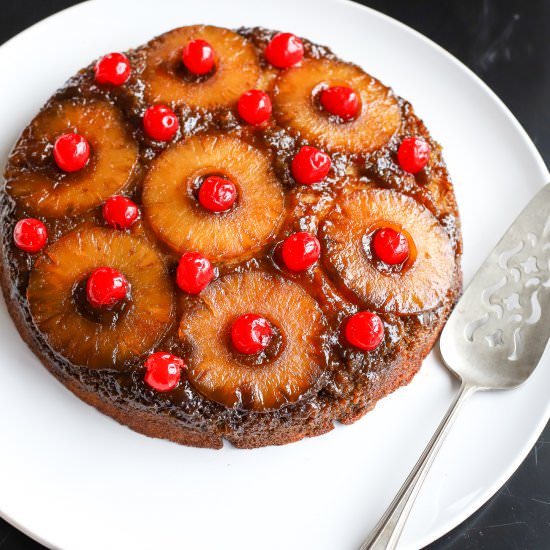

[0,1,548,549]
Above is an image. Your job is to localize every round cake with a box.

[0,25,462,449]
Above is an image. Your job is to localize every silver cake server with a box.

[360,182,550,550]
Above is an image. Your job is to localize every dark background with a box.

[1,1,549,549]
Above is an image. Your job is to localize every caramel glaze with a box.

[0,27,462,444]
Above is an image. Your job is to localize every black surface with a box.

[0,1,549,549]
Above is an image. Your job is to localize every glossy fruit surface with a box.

[13,218,48,253]
[144,352,184,392]
[176,252,214,294]
[86,266,129,308]
[319,85,360,121]
[103,195,139,229]
[142,134,284,261]
[7,100,138,218]
[273,59,401,154]
[182,39,215,75]
[198,176,237,212]
[180,271,326,411]
[53,133,90,172]
[143,105,179,141]
[94,52,131,85]
[231,313,273,354]
[321,188,455,314]
[265,32,304,68]
[397,137,431,173]
[142,25,260,109]
[281,231,321,271]
[344,311,385,351]
[372,228,410,265]
[237,90,272,125]
[291,146,331,185]
[27,227,174,369]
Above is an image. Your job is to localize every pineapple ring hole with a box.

[49,134,97,187]
[362,221,418,275]
[149,41,219,85]
[186,167,240,214]
[311,81,363,123]
[71,274,132,326]
[177,56,218,84]
[162,44,218,84]
[224,316,285,368]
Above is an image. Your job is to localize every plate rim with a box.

[0,1,548,549]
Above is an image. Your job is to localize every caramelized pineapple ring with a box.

[321,189,455,314]
[179,271,326,411]
[142,25,260,109]
[143,134,285,261]
[27,227,175,369]
[6,100,138,218]
[273,58,401,154]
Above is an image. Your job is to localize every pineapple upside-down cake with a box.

[0,25,461,448]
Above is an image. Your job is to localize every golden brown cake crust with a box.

[0,26,462,449]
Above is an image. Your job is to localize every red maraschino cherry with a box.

[238,90,272,125]
[13,218,48,253]
[345,311,385,351]
[265,32,304,68]
[198,176,237,213]
[291,146,331,185]
[397,137,431,173]
[372,228,410,265]
[182,39,215,75]
[281,231,321,271]
[53,133,90,172]
[176,252,214,294]
[144,352,185,392]
[231,314,273,354]
[319,86,359,121]
[86,267,129,309]
[94,52,131,85]
[143,105,179,141]
[103,196,139,229]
